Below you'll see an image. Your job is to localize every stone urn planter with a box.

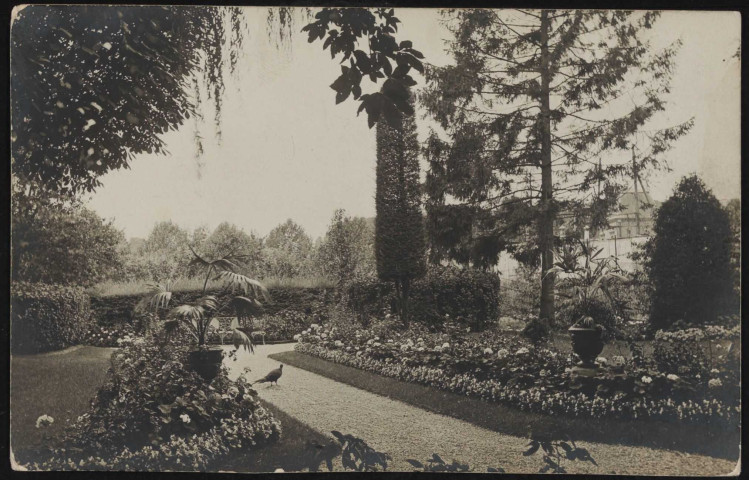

[187,347,224,382]
[568,319,604,369]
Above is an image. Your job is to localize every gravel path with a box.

[225,343,739,476]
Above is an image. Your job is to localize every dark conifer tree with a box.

[375,93,426,324]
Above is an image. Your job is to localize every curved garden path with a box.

[225,343,738,476]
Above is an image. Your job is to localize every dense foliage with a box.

[263,220,315,279]
[11,5,247,196]
[643,176,735,329]
[11,282,93,354]
[375,93,426,322]
[296,321,740,427]
[12,204,126,286]
[421,9,692,321]
[315,209,375,288]
[26,337,280,471]
[345,267,501,330]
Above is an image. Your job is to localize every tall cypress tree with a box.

[375,93,426,324]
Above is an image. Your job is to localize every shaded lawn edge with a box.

[270,351,739,461]
[220,400,342,473]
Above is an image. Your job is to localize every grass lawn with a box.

[271,350,739,461]
[10,345,341,472]
[11,345,117,461]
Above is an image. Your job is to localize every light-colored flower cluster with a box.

[36,414,54,429]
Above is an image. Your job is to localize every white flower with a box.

[516,347,529,355]
[612,355,626,366]
[227,386,240,397]
[387,339,393,344]
[36,415,54,429]
[334,340,344,348]
[401,344,410,352]
[417,338,423,343]
[442,342,450,350]
[596,357,608,365]
[180,413,191,424]
[483,347,493,355]
[708,378,723,388]
[321,333,327,339]
[417,347,425,352]
[293,334,301,341]
[641,375,652,384]
[497,348,509,358]
[666,374,679,381]
[311,324,320,329]
[710,368,720,374]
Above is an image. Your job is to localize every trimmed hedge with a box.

[345,267,501,330]
[90,286,334,326]
[11,282,93,354]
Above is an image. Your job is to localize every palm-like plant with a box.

[143,246,270,352]
[548,239,628,329]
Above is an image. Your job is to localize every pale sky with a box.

[84,8,741,240]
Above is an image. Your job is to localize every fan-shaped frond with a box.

[230,296,264,322]
[195,295,219,312]
[142,282,173,311]
[218,271,270,301]
[169,304,205,322]
[231,327,255,353]
[188,245,243,273]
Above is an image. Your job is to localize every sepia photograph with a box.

[9,4,741,475]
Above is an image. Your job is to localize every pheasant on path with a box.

[253,364,283,386]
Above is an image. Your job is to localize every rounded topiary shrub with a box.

[11,282,93,354]
[643,175,735,330]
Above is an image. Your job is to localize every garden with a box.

[10,5,741,475]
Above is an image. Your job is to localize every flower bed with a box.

[294,322,739,427]
[25,336,280,471]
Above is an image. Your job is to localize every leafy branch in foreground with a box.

[407,453,471,472]
[303,7,424,129]
[523,433,597,474]
[330,430,391,472]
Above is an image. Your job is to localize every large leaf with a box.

[187,244,243,273]
[169,304,204,322]
[230,296,264,321]
[194,295,218,312]
[217,271,270,301]
[143,282,172,310]
[231,327,255,353]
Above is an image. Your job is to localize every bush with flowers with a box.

[82,322,138,347]
[23,334,280,471]
[294,319,739,427]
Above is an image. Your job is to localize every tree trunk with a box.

[401,277,411,327]
[538,10,556,323]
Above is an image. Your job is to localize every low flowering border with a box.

[295,342,739,427]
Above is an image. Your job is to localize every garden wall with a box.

[90,286,335,325]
